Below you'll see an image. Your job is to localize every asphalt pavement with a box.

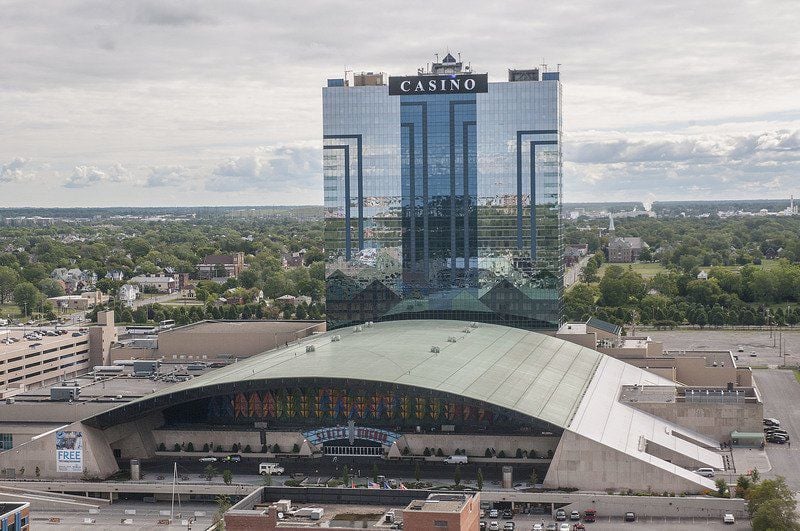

[647,329,799,367]
[752,370,800,491]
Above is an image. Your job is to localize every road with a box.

[752,370,800,490]
[564,256,590,289]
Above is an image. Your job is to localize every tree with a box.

[222,469,233,485]
[715,478,729,498]
[341,465,350,486]
[476,468,483,491]
[741,474,800,530]
[530,468,538,487]
[599,265,645,307]
[204,464,218,482]
[213,495,232,527]
[38,278,65,298]
[414,462,421,482]
[0,266,18,304]
[454,465,461,486]
[13,282,42,316]
[752,498,800,531]
[372,463,379,483]
[736,475,752,498]
[238,269,259,289]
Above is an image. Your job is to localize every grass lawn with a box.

[597,262,667,279]
[794,370,800,385]
[0,303,22,320]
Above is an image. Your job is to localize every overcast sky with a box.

[1,0,799,207]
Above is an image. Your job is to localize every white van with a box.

[693,467,715,478]
[444,455,468,464]
[259,462,285,475]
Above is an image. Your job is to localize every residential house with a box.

[50,267,96,294]
[606,237,649,263]
[119,284,141,306]
[196,252,246,279]
[697,270,708,280]
[105,270,125,282]
[281,249,306,268]
[129,274,177,294]
[564,244,589,267]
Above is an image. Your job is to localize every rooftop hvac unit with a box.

[353,325,363,333]
[306,345,316,352]
[430,346,440,353]
[365,321,374,327]
[331,335,341,342]
[469,322,479,328]
[463,328,471,333]
[447,337,457,343]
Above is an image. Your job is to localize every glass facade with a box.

[324,61,563,331]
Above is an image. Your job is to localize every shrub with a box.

[529,449,537,459]
[498,450,506,458]
[158,443,166,452]
[244,445,252,453]
[186,442,194,452]
[423,448,431,457]
[402,446,410,456]
[285,479,303,487]
[515,448,523,458]
[292,443,300,453]
[202,443,210,453]
[261,444,268,453]
[436,448,444,457]
[547,449,553,459]
[231,443,239,453]
[173,443,181,452]
[216,445,224,453]
[272,443,281,454]
[485,448,492,458]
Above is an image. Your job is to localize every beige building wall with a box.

[630,401,763,442]
[0,338,91,392]
[544,430,708,494]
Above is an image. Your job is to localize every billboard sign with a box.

[55,430,83,473]
[389,74,488,96]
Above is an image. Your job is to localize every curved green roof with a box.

[100,320,604,429]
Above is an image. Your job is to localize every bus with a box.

[159,319,176,330]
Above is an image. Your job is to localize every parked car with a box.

[502,522,515,530]
[224,454,242,463]
[489,509,499,519]
[573,524,585,530]
[502,510,513,519]
[723,513,735,524]
[584,509,596,522]
[558,524,570,531]
[488,522,499,531]
[693,467,715,478]
[763,418,780,427]
[624,512,636,522]
[259,462,285,475]
[569,510,580,521]
[555,509,566,521]
[479,522,486,530]
[767,434,788,444]
[532,525,543,531]
[545,524,556,531]
[198,456,217,462]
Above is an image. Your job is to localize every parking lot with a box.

[752,369,800,490]
[647,329,800,367]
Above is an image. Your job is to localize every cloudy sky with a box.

[1,0,798,207]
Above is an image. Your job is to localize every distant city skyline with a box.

[1,1,798,207]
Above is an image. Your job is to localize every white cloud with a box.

[64,163,130,188]
[206,146,321,192]
[0,157,28,182]
[145,165,193,187]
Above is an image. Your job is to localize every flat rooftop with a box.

[556,323,587,335]
[619,384,677,404]
[665,349,736,368]
[0,329,88,356]
[161,320,324,335]
[405,493,472,513]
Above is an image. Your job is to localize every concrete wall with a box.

[104,411,164,461]
[631,400,763,442]
[543,430,708,494]
[0,421,119,479]
[89,310,117,367]
[154,429,304,454]
[400,434,559,458]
